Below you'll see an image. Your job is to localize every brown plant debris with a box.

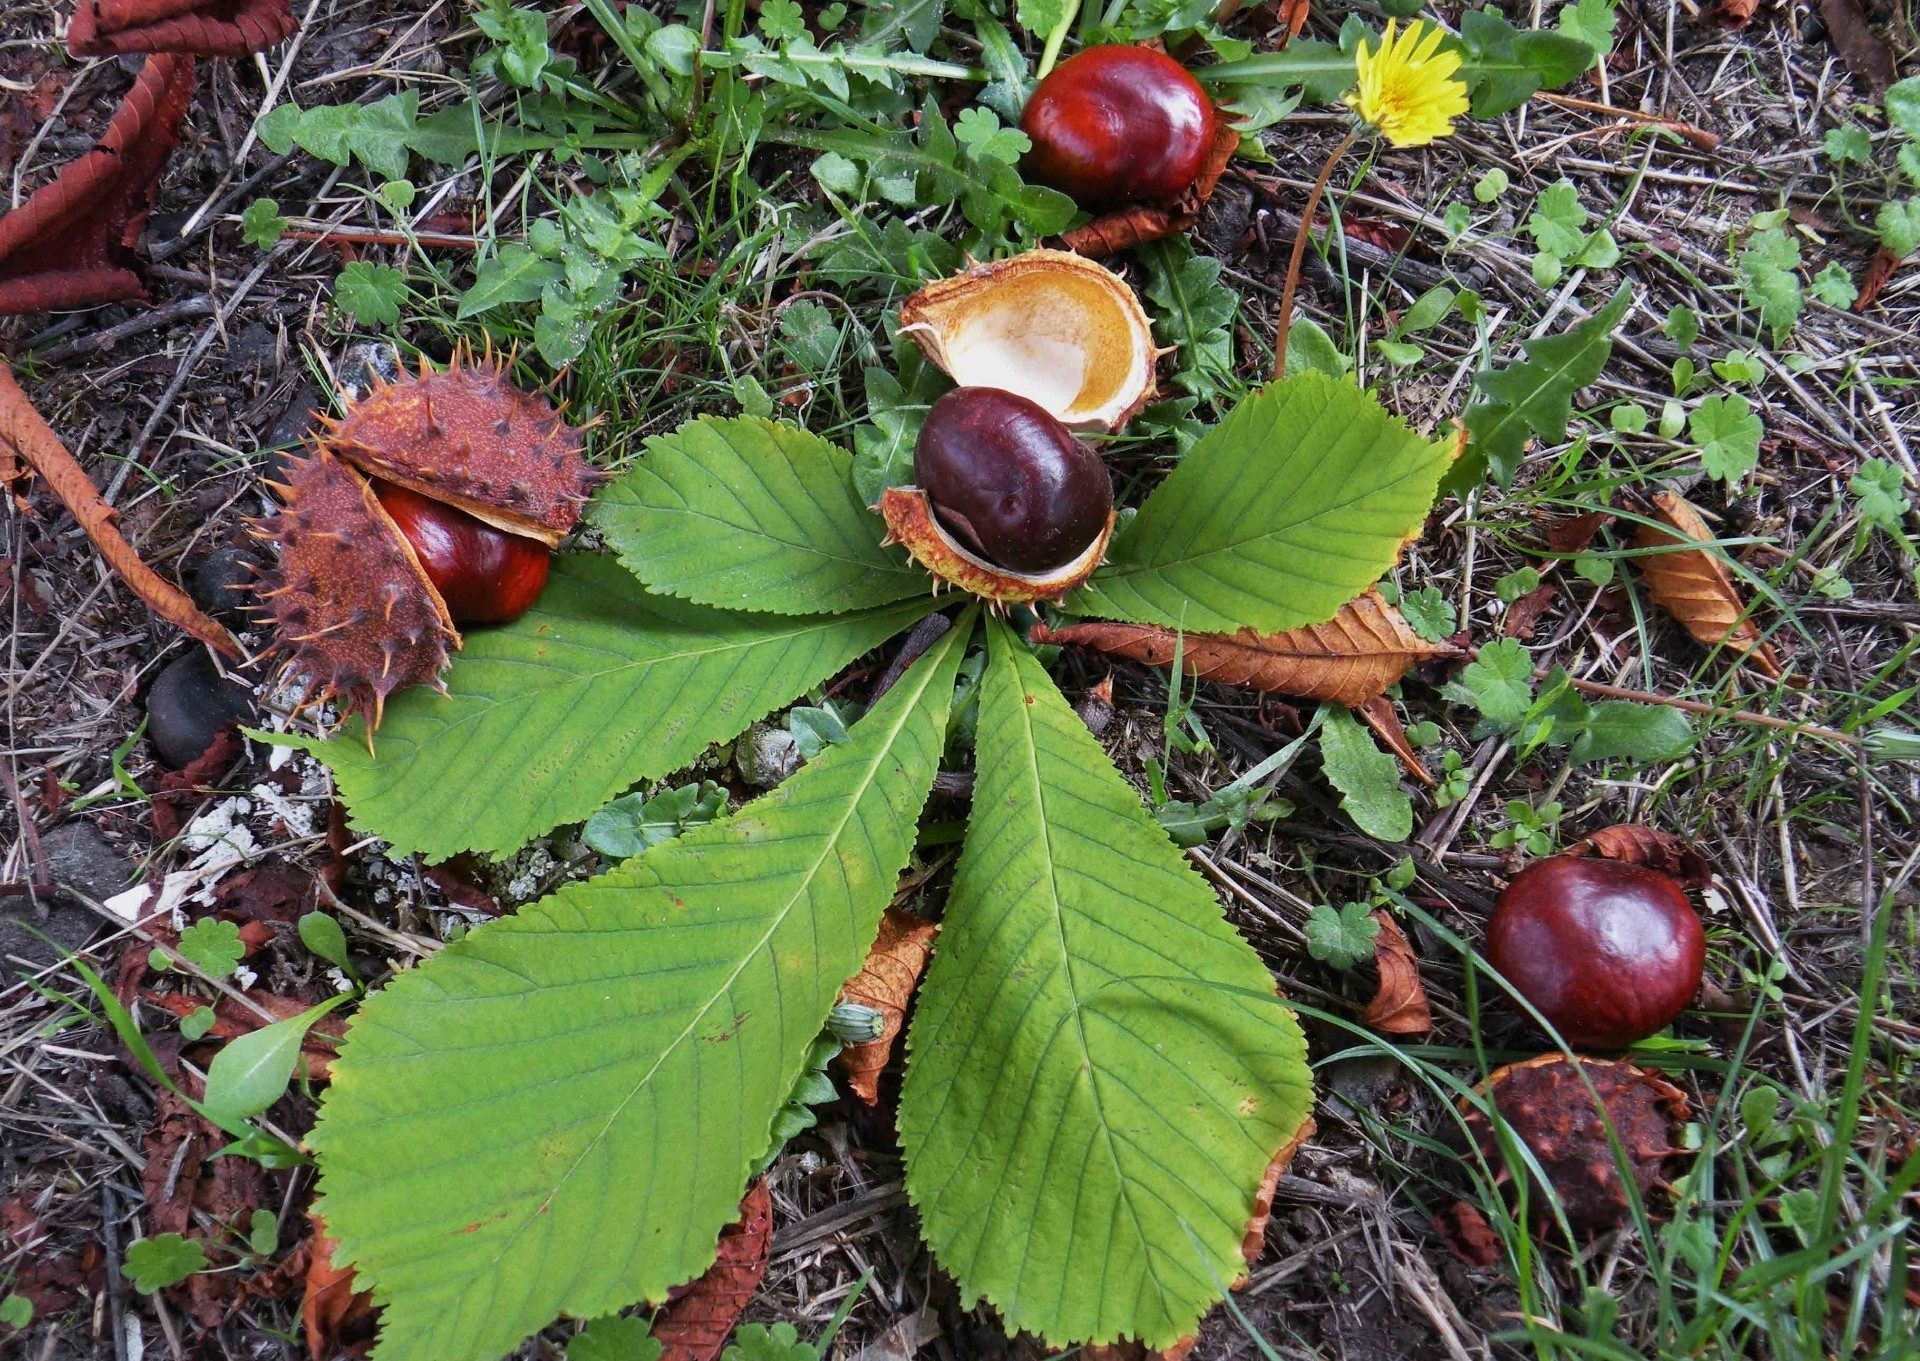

[1631,490,1784,679]
[1031,591,1451,706]
[1461,1055,1689,1236]
[1433,1201,1502,1267]
[838,905,939,1105]
[68,0,297,57]
[304,1216,378,1360]
[0,358,238,655]
[1236,1113,1317,1281]
[1354,695,1436,788]
[1565,824,1713,890]
[1362,911,1432,1036]
[249,448,458,729]
[0,53,194,314]
[1061,113,1241,257]
[652,1180,774,1361]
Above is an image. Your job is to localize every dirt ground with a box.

[2,1,1917,1359]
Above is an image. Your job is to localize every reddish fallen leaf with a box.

[1565,824,1713,890]
[305,1216,378,1360]
[1716,0,1758,24]
[1345,216,1412,254]
[1032,591,1451,706]
[1278,0,1311,44]
[424,860,506,916]
[1631,491,1783,680]
[838,906,939,1104]
[1362,911,1432,1036]
[140,1088,267,1327]
[0,54,194,314]
[1235,1113,1316,1283]
[1062,113,1240,257]
[1854,247,1901,313]
[1433,1200,1502,1266]
[1817,0,1895,93]
[213,861,320,927]
[0,361,238,655]
[150,727,244,840]
[1545,507,1613,556]
[69,0,297,57]
[653,1180,774,1361]
[1501,582,1559,640]
[1353,696,1434,789]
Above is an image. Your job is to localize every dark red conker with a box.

[1488,855,1705,1049]
[914,387,1112,576]
[1019,45,1217,208]
[376,481,550,625]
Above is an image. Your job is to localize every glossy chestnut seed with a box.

[1020,45,1217,208]
[375,481,550,625]
[915,387,1112,575]
[1488,856,1706,1049]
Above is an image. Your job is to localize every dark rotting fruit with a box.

[1020,45,1218,208]
[375,481,550,626]
[1488,855,1705,1049]
[914,387,1113,576]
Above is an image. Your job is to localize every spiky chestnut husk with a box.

[319,349,600,547]
[1461,1054,1689,1236]
[878,485,1113,606]
[249,449,458,730]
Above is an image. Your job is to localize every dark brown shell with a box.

[319,351,598,546]
[1460,1054,1689,1236]
[250,449,457,731]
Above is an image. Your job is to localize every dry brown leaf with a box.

[69,0,297,56]
[1545,507,1613,556]
[304,1215,377,1360]
[1631,491,1783,679]
[1566,824,1712,890]
[1816,0,1895,93]
[653,1180,774,1361]
[1433,1201,1501,1266]
[0,360,238,655]
[1278,0,1312,43]
[1362,911,1431,1036]
[1353,696,1434,789]
[838,905,939,1105]
[1032,590,1450,706]
[1716,0,1758,24]
[1500,583,1559,640]
[1061,111,1239,257]
[1855,247,1901,313]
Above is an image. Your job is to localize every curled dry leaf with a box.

[1565,823,1712,890]
[0,360,238,656]
[68,0,297,56]
[1061,114,1240,258]
[1362,911,1432,1036]
[1854,247,1901,314]
[1715,0,1759,26]
[651,1179,774,1361]
[838,905,939,1105]
[0,53,194,314]
[1816,0,1896,93]
[1631,490,1784,679]
[1353,695,1435,789]
[1031,590,1452,707]
[305,1215,378,1361]
[1432,1201,1501,1266]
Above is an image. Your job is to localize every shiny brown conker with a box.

[1020,45,1217,208]
[375,481,550,625]
[1488,855,1706,1049]
[914,387,1112,576]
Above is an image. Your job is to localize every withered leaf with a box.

[1061,112,1239,258]
[305,1215,378,1361]
[0,54,195,314]
[1631,491,1783,679]
[1433,1200,1502,1266]
[1816,0,1895,93]
[1500,582,1559,640]
[1565,824,1712,890]
[1354,696,1435,789]
[838,905,939,1105]
[1854,247,1901,314]
[652,1180,774,1361]
[69,0,297,58]
[1716,0,1759,24]
[1032,590,1451,706]
[1361,911,1431,1036]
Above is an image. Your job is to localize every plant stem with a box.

[1037,0,1081,80]
[1272,128,1358,382]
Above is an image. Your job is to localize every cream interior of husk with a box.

[912,262,1152,430]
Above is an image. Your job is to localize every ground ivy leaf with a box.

[1072,372,1453,634]
[593,416,926,616]
[900,619,1312,1349]
[1851,458,1911,532]
[334,262,406,327]
[311,622,970,1361]
[1738,225,1804,344]
[1398,585,1458,641]
[1690,393,1763,484]
[124,1234,209,1294]
[1441,637,1535,732]
[173,917,244,977]
[1317,704,1412,841]
[1526,180,1588,259]
[1304,901,1380,969]
[287,555,937,860]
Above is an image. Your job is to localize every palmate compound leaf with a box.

[1070,372,1455,636]
[899,618,1313,1349]
[591,416,928,616]
[310,617,971,1361]
[286,554,937,861]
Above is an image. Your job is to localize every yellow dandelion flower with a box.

[1346,20,1471,149]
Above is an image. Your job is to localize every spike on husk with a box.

[321,348,600,547]
[878,485,1112,605]
[898,249,1157,433]
[249,448,458,731]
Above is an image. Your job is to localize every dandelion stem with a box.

[1273,129,1358,382]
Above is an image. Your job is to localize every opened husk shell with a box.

[879,486,1112,605]
[899,249,1158,433]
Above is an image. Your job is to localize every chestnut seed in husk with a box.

[375,481,550,625]
[1020,45,1217,208]
[914,387,1113,576]
[1488,855,1706,1049]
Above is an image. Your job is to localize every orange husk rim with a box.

[898,248,1159,434]
[878,486,1113,605]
